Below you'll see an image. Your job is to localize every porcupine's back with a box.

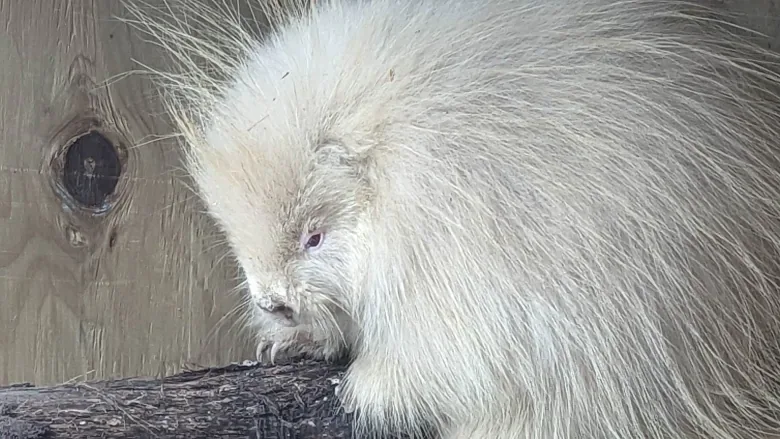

[313,1,780,437]
[127,0,780,437]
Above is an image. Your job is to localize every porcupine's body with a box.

[130,0,780,437]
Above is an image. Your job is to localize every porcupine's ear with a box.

[314,139,379,191]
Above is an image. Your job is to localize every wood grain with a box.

[0,0,255,387]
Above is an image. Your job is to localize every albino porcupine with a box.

[124,0,780,437]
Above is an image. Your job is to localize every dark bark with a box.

[0,359,356,439]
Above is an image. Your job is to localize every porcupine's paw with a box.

[255,329,342,364]
[335,355,436,438]
[255,337,297,365]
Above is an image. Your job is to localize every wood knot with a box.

[46,116,132,255]
[60,130,121,212]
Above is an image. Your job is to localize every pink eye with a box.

[302,231,324,250]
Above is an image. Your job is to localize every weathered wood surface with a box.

[0,360,355,439]
[0,0,255,386]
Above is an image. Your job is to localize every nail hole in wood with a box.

[109,228,118,249]
[63,131,121,209]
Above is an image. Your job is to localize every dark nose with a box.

[259,301,295,320]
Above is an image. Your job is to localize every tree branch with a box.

[0,359,354,438]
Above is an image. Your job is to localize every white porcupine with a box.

[125,0,780,437]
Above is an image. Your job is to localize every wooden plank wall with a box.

[0,0,255,386]
[0,0,778,387]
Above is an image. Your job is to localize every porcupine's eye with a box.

[302,230,324,251]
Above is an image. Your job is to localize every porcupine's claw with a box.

[256,339,270,363]
[269,342,282,365]
[256,338,286,365]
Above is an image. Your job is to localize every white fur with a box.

[124,0,780,437]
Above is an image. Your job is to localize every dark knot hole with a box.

[62,131,121,209]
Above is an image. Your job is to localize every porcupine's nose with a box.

[257,297,295,321]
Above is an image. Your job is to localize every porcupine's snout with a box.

[248,275,299,327]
